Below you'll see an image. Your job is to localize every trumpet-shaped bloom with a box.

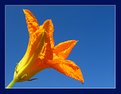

[7,9,84,88]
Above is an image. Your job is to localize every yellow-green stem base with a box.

[6,79,16,89]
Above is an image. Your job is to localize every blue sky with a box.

[5,5,115,88]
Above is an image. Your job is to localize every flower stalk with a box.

[6,79,17,88]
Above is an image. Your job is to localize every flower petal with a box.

[38,20,54,60]
[48,59,84,83]
[23,9,39,35]
[39,32,53,60]
[54,40,77,59]
[42,19,54,48]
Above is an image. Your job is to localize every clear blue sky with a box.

[5,5,115,88]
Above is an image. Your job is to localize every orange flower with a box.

[7,9,84,88]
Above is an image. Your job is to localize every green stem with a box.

[6,79,16,89]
